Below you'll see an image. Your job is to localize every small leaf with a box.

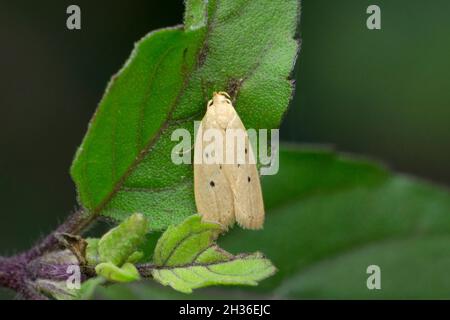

[126,251,144,264]
[95,262,140,283]
[98,213,148,266]
[153,253,275,294]
[151,215,276,293]
[85,238,100,266]
[153,215,221,267]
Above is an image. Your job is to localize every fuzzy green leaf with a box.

[70,0,300,230]
[85,238,100,266]
[151,215,276,293]
[152,253,275,294]
[98,213,148,266]
[95,262,141,283]
[153,215,222,267]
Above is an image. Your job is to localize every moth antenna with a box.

[217,91,231,99]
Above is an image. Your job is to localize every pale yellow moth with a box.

[194,92,265,230]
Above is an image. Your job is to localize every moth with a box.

[194,92,265,230]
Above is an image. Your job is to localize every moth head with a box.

[211,91,232,106]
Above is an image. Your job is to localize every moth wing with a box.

[194,113,235,228]
[223,114,265,229]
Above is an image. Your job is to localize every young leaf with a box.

[95,262,140,283]
[85,238,100,266]
[151,215,276,293]
[70,0,300,230]
[98,213,148,266]
[152,214,221,266]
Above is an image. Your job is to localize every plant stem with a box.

[0,209,96,299]
[26,209,95,260]
[0,255,23,292]
[136,263,156,278]
[0,254,46,299]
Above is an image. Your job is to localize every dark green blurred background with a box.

[0,0,449,298]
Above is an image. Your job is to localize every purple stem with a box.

[0,255,26,292]
[0,209,97,299]
[136,263,157,278]
[26,209,94,260]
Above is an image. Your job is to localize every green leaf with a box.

[93,145,450,299]
[273,235,450,299]
[98,213,148,266]
[220,147,450,298]
[152,253,275,294]
[153,214,221,267]
[96,262,141,283]
[75,277,106,300]
[126,251,144,264]
[85,238,100,266]
[70,0,300,230]
[151,215,276,293]
[261,144,389,210]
